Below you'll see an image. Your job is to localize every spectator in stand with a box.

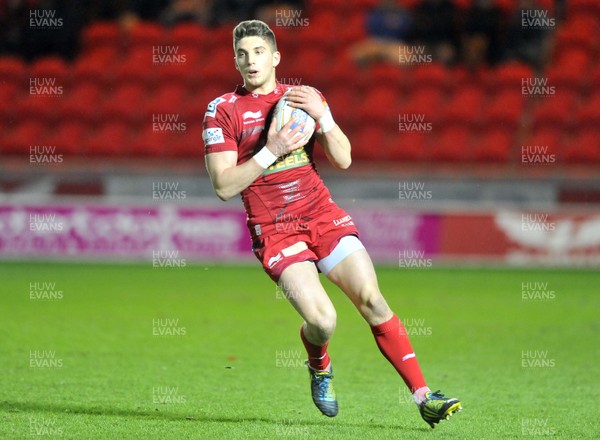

[349,0,413,66]
[409,0,459,65]
[503,0,553,71]
[461,0,503,70]
[159,0,214,27]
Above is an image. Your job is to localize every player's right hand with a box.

[265,113,307,157]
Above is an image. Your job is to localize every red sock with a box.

[371,314,427,393]
[300,325,331,371]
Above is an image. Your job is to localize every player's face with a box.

[235,36,280,92]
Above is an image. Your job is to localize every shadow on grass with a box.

[0,400,427,433]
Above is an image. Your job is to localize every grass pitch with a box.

[1,262,598,439]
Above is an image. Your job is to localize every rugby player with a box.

[202,19,461,428]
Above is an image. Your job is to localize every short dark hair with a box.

[233,20,277,52]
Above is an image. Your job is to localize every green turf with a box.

[1,262,598,439]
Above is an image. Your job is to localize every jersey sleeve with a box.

[202,96,237,154]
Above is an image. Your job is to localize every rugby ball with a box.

[273,96,316,145]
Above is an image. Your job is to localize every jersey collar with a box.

[235,82,286,99]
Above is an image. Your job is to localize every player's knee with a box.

[308,307,337,338]
[358,286,389,316]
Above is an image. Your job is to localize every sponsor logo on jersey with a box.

[203,127,225,145]
[205,97,225,118]
[243,110,262,120]
[333,215,354,227]
[268,253,283,268]
[262,147,310,175]
[243,110,265,125]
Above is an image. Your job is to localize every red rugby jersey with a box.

[203,82,333,239]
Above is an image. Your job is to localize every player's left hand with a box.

[285,86,326,121]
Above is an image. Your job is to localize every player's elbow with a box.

[337,157,352,170]
[215,187,234,201]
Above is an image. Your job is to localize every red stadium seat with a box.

[352,126,387,161]
[101,84,147,124]
[14,95,62,123]
[46,121,87,155]
[128,22,165,49]
[429,126,472,162]
[142,85,188,120]
[563,129,600,163]
[291,48,330,86]
[530,90,578,130]
[86,122,131,156]
[72,54,115,88]
[547,52,589,93]
[61,84,104,123]
[391,131,427,161]
[487,62,534,92]
[439,85,486,128]
[401,88,444,126]
[359,86,400,124]
[569,0,600,15]
[0,82,19,122]
[483,90,525,129]
[130,126,168,157]
[411,63,452,93]
[81,22,122,53]
[1,120,47,154]
[169,23,208,54]
[29,56,70,87]
[574,92,600,129]
[325,85,358,127]
[472,128,513,163]
[112,48,156,86]
[168,124,204,158]
[522,127,562,159]
[0,56,27,87]
[337,12,366,45]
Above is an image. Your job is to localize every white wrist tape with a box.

[253,146,278,168]
[318,111,335,133]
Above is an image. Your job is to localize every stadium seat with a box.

[128,22,165,49]
[574,92,600,129]
[112,48,156,86]
[0,56,27,87]
[411,63,452,93]
[81,22,122,53]
[169,23,208,54]
[168,124,203,158]
[472,128,513,163]
[142,85,188,120]
[1,119,47,154]
[29,56,70,87]
[428,126,472,162]
[72,53,115,88]
[291,48,330,86]
[325,85,357,127]
[86,121,131,156]
[563,128,600,163]
[483,90,525,129]
[360,86,400,124]
[487,62,534,92]
[569,0,600,15]
[14,95,61,123]
[530,90,578,130]
[391,131,427,161]
[46,121,87,155]
[522,127,562,158]
[401,88,444,126]
[61,84,104,123]
[352,126,387,160]
[439,85,486,128]
[337,12,366,45]
[101,84,148,124]
[0,82,19,122]
[547,51,589,93]
[130,126,168,157]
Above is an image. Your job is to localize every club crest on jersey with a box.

[203,127,225,145]
[205,97,225,118]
